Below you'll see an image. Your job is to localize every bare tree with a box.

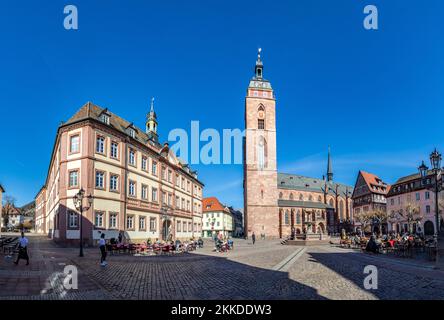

[2,195,16,229]
[354,209,387,235]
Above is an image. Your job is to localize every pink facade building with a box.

[35,101,204,245]
[386,172,442,236]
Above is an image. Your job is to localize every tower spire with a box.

[150,97,155,113]
[146,97,158,141]
[327,146,333,182]
[255,48,264,79]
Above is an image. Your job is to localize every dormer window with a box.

[100,113,110,125]
[128,128,135,138]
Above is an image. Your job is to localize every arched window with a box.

[299,194,304,201]
[329,199,334,208]
[257,136,267,170]
[279,192,283,199]
[318,195,322,202]
[339,200,344,220]
[309,195,313,201]
[289,193,294,200]
[284,210,290,225]
[296,210,301,224]
[257,105,265,130]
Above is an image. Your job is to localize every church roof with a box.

[277,173,353,197]
[278,199,334,209]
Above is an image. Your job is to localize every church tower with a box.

[243,49,279,239]
[146,97,158,143]
[327,146,333,182]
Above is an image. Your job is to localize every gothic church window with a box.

[257,136,267,170]
[339,200,345,220]
[284,211,289,225]
[296,211,301,224]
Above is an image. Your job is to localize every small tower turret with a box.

[146,97,158,142]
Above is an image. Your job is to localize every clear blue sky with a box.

[0,0,443,208]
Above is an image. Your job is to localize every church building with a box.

[243,50,353,239]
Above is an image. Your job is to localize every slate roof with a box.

[391,168,437,185]
[277,173,353,197]
[60,102,202,184]
[64,102,162,149]
[278,199,334,209]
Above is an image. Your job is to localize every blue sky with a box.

[0,0,443,208]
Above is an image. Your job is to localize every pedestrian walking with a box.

[14,232,29,266]
[252,232,256,245]
[99,233,107,267]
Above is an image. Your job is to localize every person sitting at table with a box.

[175,239,181,252]
[365,235,379,254]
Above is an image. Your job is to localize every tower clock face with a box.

[258,111,265,119]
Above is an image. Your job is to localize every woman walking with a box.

[99,233,107,267]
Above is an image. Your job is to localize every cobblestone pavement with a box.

[1,234,444,300]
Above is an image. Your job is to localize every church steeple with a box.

[146,97,158,141]
[327,146,333,182]
[248,48,273,92]
[255,48,264,79]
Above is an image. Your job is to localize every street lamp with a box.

[418,161,428,179]
[418,149,442,236]
[73,188,93,257]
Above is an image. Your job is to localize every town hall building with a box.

[243,50,353,239]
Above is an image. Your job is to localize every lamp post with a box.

[418,148,442,236]
[72,188,93,257]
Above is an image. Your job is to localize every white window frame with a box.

[110,175,118,191]
[70,135,80,153]
[69,171,79,187]
[111,142,118,158]
[96,136,105,154]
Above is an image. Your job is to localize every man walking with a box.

[252,232,256,245]
[14,232,29,266]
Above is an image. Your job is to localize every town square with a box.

[1,0,444,306]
